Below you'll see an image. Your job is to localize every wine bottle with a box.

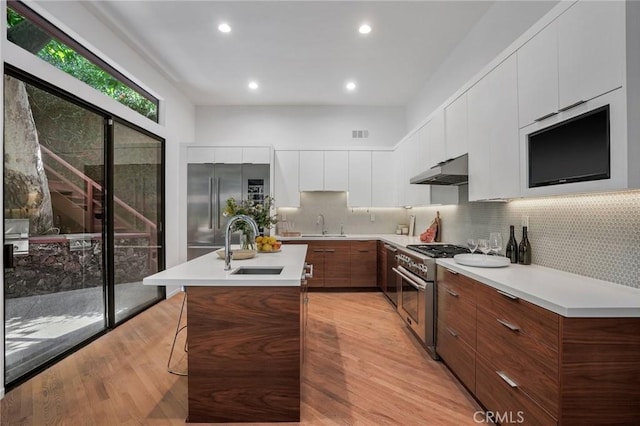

[505,225,518,264]
[518,226,532,265]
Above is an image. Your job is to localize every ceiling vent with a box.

[351,130,370,139]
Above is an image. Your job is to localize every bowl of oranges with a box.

[255,236,282,253]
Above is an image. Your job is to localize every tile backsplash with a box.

[278,189,639,288]
[277,192,406,235]
[413,188,640,288]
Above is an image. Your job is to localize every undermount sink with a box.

[231,266,284,275]
[300,233,347,238]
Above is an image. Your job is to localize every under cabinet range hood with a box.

[410,154,468,185]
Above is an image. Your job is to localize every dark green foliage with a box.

[7,7,158,121]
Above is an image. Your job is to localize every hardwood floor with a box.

[1,291,481,425]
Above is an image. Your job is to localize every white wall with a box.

[195,105,405,149]
[405,0,557,130]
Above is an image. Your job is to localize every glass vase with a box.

[241,231,256,251]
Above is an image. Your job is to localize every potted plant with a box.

[222,196,278,249]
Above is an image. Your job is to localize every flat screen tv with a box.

[528,105,610,188]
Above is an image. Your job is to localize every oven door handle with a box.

[392,267,427,291]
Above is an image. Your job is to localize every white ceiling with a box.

[87,1,498,107]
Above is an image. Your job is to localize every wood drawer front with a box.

[437,322,476,392]
[437,282,476,347]
[437,266,477,302]
[477,306,559,416]
[476,283,559,351]
[476,357,557,426]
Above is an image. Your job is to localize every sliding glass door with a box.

[3,70,165,387]
[112,122,164,323]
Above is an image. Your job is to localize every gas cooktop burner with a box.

[406,244,470,258]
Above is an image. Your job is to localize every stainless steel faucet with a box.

[317,214,326,235]
[224,214,259,271]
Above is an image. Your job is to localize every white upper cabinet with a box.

[426,109,446,166]
[517,22,560,127]
[213,147,243,164]
[404,129,431,206]
[393,143,408,207]
[372,151,396,207]
[348,151,372,207]
[468,55,520,201]
[298,151,324,191]
[324,151,349,191]
[518,0,625,128]
[558,0,624,110]
[241,147,271,164]
[187,147,216,163]
[444,93,468,160]
[274,150,300,207]
[188,146,269,164]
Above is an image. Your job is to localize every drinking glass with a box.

[478,239,491,255]
[489,232,503,256]
[467,238,478,254]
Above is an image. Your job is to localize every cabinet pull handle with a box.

[445,268,458,275]
[304,263,314,279]
[446,289,459,298]
[496,289,518,300]
[534,111,558,122]
[497,318,520,332]
[496,371,518,388]
[325,249,335,253]
[558,99,586,112]
[447,328,458,337]
[313,249,325,252]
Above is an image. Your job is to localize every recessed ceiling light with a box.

[359,24,372,34]
[346,81,357,91]
[218,23,231,33]
[248,81,259,90]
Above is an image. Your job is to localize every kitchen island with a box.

[143,245,308,423]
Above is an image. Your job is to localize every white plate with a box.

[453,253,511,268]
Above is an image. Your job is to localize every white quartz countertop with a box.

[143,245,307,287]
[436,258,640,318]
[278,233,424,247]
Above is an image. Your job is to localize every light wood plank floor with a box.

[1,291,481,425]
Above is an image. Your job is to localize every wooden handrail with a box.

[41,145,157,231]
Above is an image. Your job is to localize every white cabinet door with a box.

[324,151,349,191]
[187,147,216,163]
[405,130,431,206]
[393,144,407,207]
[299,151,324,191]
[214,147,242,164]
[372,151,395,207]
[468,55,520,201]
[558,0,624,110]
[517,22,559,127]
[348,151,372,207]
[426,109,446,166]
[242,147,271,164]
[274,151,300,207]
[445,93,469,160]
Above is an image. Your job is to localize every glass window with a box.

[6,2,159,122]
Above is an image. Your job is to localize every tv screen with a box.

[528,105,610,188]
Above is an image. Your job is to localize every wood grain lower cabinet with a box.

[349,240,377,287]
[436,266,477,392]
[436,265,640,425]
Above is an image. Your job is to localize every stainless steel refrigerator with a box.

[187,163,270,260]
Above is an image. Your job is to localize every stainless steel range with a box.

[394,244,469,359]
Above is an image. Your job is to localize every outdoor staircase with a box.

[40,145,156,236]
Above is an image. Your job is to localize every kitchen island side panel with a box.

[186,285,301,423]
